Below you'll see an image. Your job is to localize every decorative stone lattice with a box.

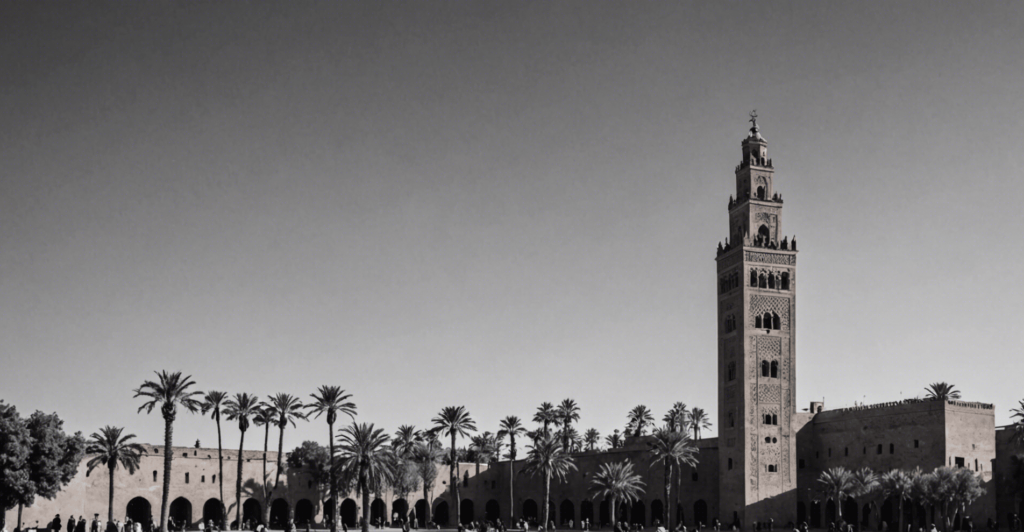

[745,251,795,265]
[749,295,791,330]
[759,404,780,418]
[759,384,782,403]
[760,444,781,464]
[758,335,781,360]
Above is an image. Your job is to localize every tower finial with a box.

[748,110,758,131]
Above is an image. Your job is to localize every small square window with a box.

[692,471,699,482]
[185,473,190,483]
[844,447,848,457]
[914,440,920,448]
[798,459,805,469]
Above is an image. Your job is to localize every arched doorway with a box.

[243,500,263,526]
[758,225,770,242]
[797,502,807,526]
[522,500,538,523]
[631,500,646,526]
[843,500,858,525]
[693,501,708,528]
[271,499,290,529]
[810,501,822,528]
[599,500,609,526]
[170,497,192,528]
[650,500,663,525]
[560,500,575,526]
[434,501,449,526]
[825,500,837,525]
[486,500,500,522]
[371,499,387,525]
[880,499,894,530]
[203,499,224,526]
[415,500,428,528]
[340,499,358,528]
[580,501,594,526]
[392,499,408,523]
[460,500,475,525]
[295,500,314,527]
[126,498,152,526]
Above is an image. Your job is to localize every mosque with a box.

[6,120,1020,531]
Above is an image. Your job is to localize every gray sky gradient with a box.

[2,2,1023,451]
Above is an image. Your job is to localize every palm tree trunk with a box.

[18,502,23,532]
[275,424,285,490]
[664,462,672,531]
[360,476,370,532]
[543,472,551,530]
[508,449,515,524]
[108,465,116,522]
[897,498,903,532]
[422,485,431,527]
[263,425,271,527]
[237,430,246,529]
[162,418,174,532]
[672,465,680,531]
[610,497,616,527]
[329,420,337,532]
[217,416,226,530]
[451,433,460,526]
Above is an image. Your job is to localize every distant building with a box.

[6,120,1020,530]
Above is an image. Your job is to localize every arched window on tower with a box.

[731,272,739,289]
[781,272,790,291]
[770,361,779,378]
[729,412,735,427]
[763,312,773,329]
[750,270,758,287]
[768,273,776,289]
[772,312,781,330]
[772,414,778,425]
[754,315,762,328]
[763,414,772,425]
[759,273,767,289]
[756,186,766,200]
[727,362,736,381]
[758,224,770,242]
[761,360,770,377]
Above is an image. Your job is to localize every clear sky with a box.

[2,2,1023,452]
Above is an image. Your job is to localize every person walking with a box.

[53,515,63,532]
[67,517,75,532]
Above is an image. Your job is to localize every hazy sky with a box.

[2,2,1023,452]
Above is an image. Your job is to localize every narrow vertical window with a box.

[185,473,189,484]
[770,360,779,378]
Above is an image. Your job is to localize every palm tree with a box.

[201,391,229,529]
[880,469,913,532]
[534,402,561,436]
[924,382,961,401]
[469,432,497,475]
[337,423,396,532]
[605,430,623,450]
[690,408,712,440]
[583,429,600,452]
[557,399,581,451]
[663,403,689,433]
[589,461,645,527]
[1012,399,1024,446]
[268,394,306,498]
[223,393,260,530]
[410,442,442,528]
[647,427,698,531]
[134,371,203,532]
[432,406,476,526]
[306,386,357,532]
[817,467,856,521]
[850,467,879,531]
[524,433,577,529]
[85,426,147,522]
[393,426,422,459]
[253,401,274,524]
[498,416,526,523]
[627,405,654,437]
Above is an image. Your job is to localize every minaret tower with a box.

[716,112,798,525]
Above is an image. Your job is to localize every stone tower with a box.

[716,114,798,525]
